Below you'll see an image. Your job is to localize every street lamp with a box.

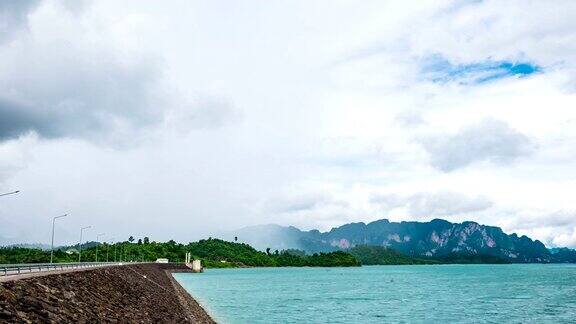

[50,214,68,264]
[112,237,117,262]
[96,233,105,262]
[0,190,19,197]
[78,226,91,262]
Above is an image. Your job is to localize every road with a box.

[0,262,131,282]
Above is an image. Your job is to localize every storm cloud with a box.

[0,46,163,141]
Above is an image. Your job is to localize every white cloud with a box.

[1,0,576,247]
[501,210,576,247]
[371,191,493,219]
[418,118,536,172]
[0,0,40,43]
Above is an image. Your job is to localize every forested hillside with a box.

[0,238,360,268]
[348,245,437,265]
[232,218,558,263]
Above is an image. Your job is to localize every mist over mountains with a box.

[227,219,576,263]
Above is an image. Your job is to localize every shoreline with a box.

[0,263,215,323]
[168,270,216,323]
[172,272,225,323]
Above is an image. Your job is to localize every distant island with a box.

[228,218,576,264]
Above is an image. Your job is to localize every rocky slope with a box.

[550,247,576,263]
[231,218,553,262]
[0,263,214,323]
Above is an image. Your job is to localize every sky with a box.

[0,0,575,247]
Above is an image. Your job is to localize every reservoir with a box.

[175,264,576,323]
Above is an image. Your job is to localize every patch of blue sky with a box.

[422,56,541,85]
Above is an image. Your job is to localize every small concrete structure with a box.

[184,252,203,273]
[191,260,202,272]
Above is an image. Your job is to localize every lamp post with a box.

[96,233,105,262]
[78,226,91,262]
[0,190,19,197]
[106,238,110,262]
[112,237,116,262]
[50,214,68,263]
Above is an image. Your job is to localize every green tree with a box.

[0,239,361,268]
[348,245,438,265]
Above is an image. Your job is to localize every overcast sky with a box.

[1,0,575,247]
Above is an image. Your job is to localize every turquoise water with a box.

[174,265,576,323]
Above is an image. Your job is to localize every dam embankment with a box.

[0,263,214,323]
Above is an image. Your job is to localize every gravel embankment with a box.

[0,263,215,323]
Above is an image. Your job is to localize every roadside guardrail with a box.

[0,262,132,277]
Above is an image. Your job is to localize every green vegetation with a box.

[187,239,276,267]
[0,247,52,264]
[348,245,438,265]
[550,248,576,263]
[304,251,360,267]
[0,238,360,268]
[347,245,510,265]
[0,238,512,267]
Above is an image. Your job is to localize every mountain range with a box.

[227,219,576,263]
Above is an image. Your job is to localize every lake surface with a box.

[174,265,576,323]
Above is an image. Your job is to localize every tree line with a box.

[0,238,360,267]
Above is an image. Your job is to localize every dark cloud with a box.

[418,118,536,172]
[371,191,493,218]
[0,99,49,139]
[0,0,164,143]
[0,46,163,141]
[0,38,239,143]
[0,1,241,143]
